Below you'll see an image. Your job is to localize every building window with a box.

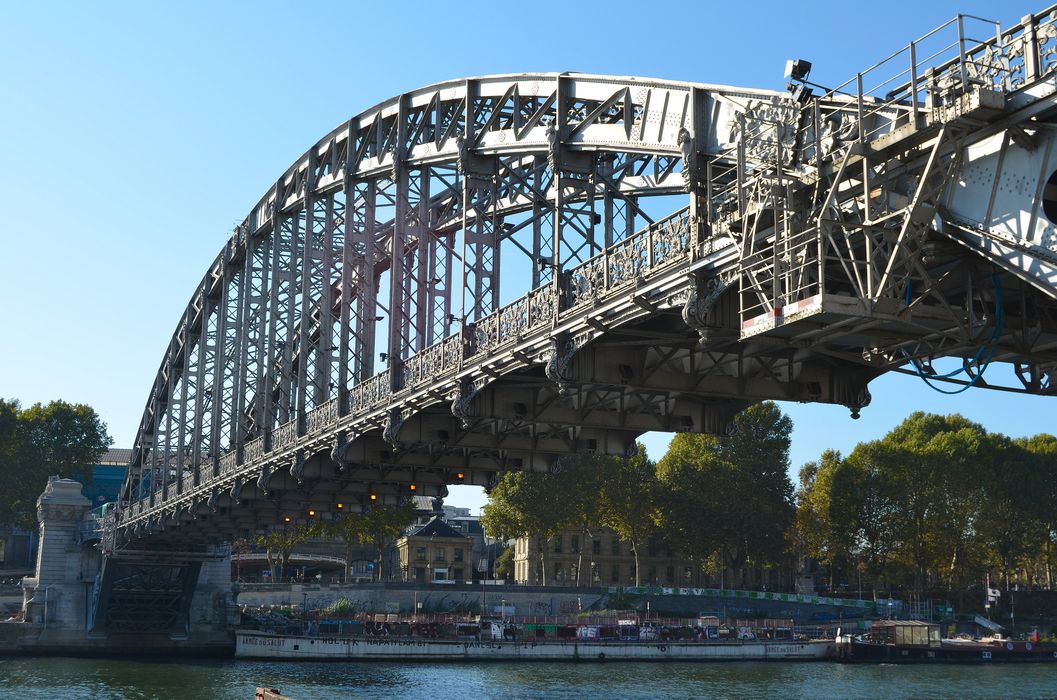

[454,548,463,562]
[648,565,657,583]
[435,548,446,561]
[592,563,600,583]
[592,538,601,555]
[611,564,620,583]
[666,566,675,584]
[415,547,426,561]
[553,536,562,554]
[453,568,463,580]
[555,564,565,582]
[648,540,658,557]
[415,567,426,582]
[630,564,636,582]
[571,535,580,553]
[611,539,620,556]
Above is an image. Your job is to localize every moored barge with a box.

[836,620,1057,663]
[238,617,834,661]
[237,629,833,661]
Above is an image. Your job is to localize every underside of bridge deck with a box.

[104,6,1057,554]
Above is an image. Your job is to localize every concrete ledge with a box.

[0,621,233,657]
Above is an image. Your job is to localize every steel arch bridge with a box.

[109,6,1057,558]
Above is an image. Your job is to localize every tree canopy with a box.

[657,402,795,582]
[477,402,1057,599]
[0,398,112,528]
[795,411,1057,594]
[481,403,796,588]
[312,502,416,581]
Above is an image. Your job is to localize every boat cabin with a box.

[866,620,941,647]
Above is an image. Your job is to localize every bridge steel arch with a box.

[117,73,787,545]
[112,7,1057,553]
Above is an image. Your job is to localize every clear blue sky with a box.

[1,0,1050,515]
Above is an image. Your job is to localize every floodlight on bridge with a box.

[106,10,1057,603]
[784,58,812,81]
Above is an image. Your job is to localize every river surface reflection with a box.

[1,656,1056,699]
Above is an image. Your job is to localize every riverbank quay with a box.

[234,581,877,623]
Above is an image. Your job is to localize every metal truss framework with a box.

[114,6,1057,548]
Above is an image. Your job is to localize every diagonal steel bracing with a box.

[113,10,1057,548]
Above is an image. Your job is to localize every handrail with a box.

[120,204,702,521]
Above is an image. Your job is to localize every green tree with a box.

[1021,434,1057,589]
[0,398,112,528]
[481,470,570,584]
[599,443,658,587]
[656,433,724,584]
[977,436,1049,589]
[657,403,794,588]
[868,412,990,591]
[794,450,856,590]
[362,503,417,581]
[552,454,612,585]
[255,525,311,581]
[313,503,416,581]
[493,546,515,581]
[713,403,795,575]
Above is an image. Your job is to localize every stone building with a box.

[396,516,471,583]
[514,527,699,587]
[448,516,488,578]
[513,527,790,589]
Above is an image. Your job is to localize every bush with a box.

[325,597,355,616]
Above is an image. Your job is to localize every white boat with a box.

[236,629,834,661]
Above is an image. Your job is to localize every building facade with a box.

[396,517,470,583]
[513,527,788,589]
[514,528,699,587]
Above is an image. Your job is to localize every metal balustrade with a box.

[111,6,1057,544]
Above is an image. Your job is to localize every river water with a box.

[1,657,1056,699]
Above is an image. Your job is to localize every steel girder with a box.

[117,7,1057,547]
[120,74,785,521]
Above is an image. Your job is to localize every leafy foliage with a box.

[493,546,515,580]
[599,443,659,587]
[658,403,795,582]
[795,411,1057,594]
[0,398,112,528]
[255,525,311,581]
[312,502,416,581]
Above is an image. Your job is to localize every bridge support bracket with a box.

[289,450,306,486]
[682,273,735,344]
[545,335,579,395]
[382,409,404,451]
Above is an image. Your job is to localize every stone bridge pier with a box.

[2,477,234,655]
[21,477,95,633]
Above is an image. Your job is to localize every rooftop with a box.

[98,448,132,465]
[407,516,466,540]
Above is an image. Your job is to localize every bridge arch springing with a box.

[114,7,1057,549]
